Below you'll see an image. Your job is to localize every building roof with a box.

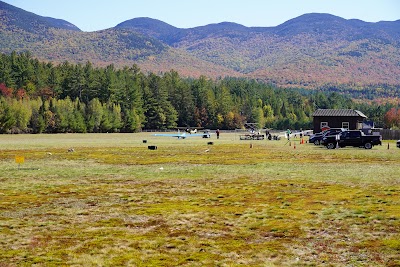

[312,109,367,118]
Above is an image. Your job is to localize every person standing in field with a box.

[286,128,291,140]
[216,129,220,139]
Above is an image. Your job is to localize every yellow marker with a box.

[15,156,25,164]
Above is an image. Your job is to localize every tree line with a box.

[0,51,399,134]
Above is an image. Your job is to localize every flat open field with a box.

[0,133,399,266]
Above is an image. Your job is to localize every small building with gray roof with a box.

[312,109,367,133]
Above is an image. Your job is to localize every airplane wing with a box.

[154,133,187,139]
[153,132,204,139]
[186,133,204,137]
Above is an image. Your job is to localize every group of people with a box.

[265,130,280,140]
[213,128,304,140]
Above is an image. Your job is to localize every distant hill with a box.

[1,1,400,89]
[0,1,80,32]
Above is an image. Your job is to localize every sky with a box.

[3,0,400,32]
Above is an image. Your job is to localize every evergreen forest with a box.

[0,51,399,134]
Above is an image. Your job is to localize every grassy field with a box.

[0,132,399,266]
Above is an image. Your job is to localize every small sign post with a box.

[15,156,25,170]
[336,134,340,149]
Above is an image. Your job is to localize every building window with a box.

[320,122,328,129]
[342,122,349,129]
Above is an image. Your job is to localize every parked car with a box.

[309,128,345,145]
[322,130,382,149]
[309,132,324,145]
[397,140,400,148]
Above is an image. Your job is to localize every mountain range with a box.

[1,0,400,89]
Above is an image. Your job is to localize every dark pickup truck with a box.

[321,130,382,149]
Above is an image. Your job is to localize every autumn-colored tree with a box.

[37,87,55,100]
[15,88,27,100]
[384,108,400,129]
[0,83,13,97]
[193,107,209,128]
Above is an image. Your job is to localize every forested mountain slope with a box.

[0,1,80,32]
[118,14,400,87]
[1,1,400,89]
[0,1,238,78]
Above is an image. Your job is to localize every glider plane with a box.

[154,130,204,139]
[177,126,204,134]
